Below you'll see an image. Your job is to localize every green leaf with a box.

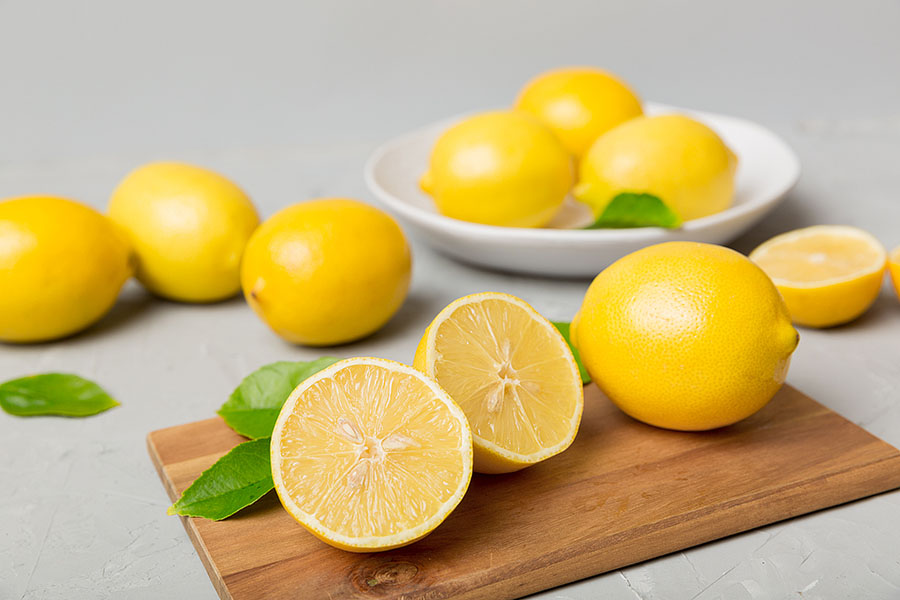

[218,357,341,439]
[0,373,119,417]
[585,193,682,229]
[551,322,591,384]
[168,437,273,520]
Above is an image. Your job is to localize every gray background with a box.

[2,1,900,598]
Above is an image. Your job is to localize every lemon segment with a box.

[515,67,644,158]
[750,225,887,328]
[889,245,900,302]
[414,293,583,474]
[271,358,472,552]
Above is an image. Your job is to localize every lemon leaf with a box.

[168,438,273,521]
[0,373,119,417]
[551,322,591,384]
[585,193,682,229]
[218,357,340,439]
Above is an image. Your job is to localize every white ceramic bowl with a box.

[364,103,800,277]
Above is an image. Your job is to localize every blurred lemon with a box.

[575,114,737,222]
[750,225,887,328]
[241,198,411,346]
[108,162,259,303]
[889,245,900,302]
[515,67,643,158]
[0,196,133,342]
[574,242,798,431]
[420,111,573,228]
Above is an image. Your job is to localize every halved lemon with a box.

[750,225,887,328]
[270,357,473,552]
[414,292,584,474]
[890,245,900,302]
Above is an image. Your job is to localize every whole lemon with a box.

[108,162,259,303]
[420,111,573,228]
[241,198,411,346]
[515,67,643,158]
[576,114,737,222]
[0,196,133,342]
[574,242,798,431]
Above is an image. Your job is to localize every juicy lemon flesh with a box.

[750,226,887,328]
[752,228,884,284]
[417,294,583,473]
[273,360,471,551]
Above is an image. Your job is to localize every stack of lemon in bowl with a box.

[419,66,737,229]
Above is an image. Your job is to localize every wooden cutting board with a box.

[148,384,900,600]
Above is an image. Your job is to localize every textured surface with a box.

[2,1,900,599]
[147,385,900,600]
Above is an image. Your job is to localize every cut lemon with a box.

[270,357,473,552]
[750,225,887,328]
[414,292,584,474]
[890,245,900,302]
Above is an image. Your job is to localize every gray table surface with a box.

[2,1,900,598]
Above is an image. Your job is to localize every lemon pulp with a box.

[271,358,472,552]
[415,293,583,474]
[750,225,887,328]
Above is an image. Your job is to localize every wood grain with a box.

[147,384,900,600]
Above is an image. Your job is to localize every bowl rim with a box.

[364,103,800,244]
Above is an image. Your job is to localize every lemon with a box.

[889,245,900,302]
[271,357,472,552]
[575,114,737,221]
[0,196,133,342]
[241,198,411,346]
[108,162,259,303]
[420,111,573,228]
[414,292,583,474]
[574,242,798,431]
[750,226,887,328]
[515,67,643,158]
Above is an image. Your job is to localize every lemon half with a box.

[414,292,583,474]
[271,358,472,552]
[750,225,887,328]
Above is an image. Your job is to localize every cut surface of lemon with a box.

[414,293,583,474]
[270,358,473,552]
[889,245,900,302]
[750,225,887,328]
